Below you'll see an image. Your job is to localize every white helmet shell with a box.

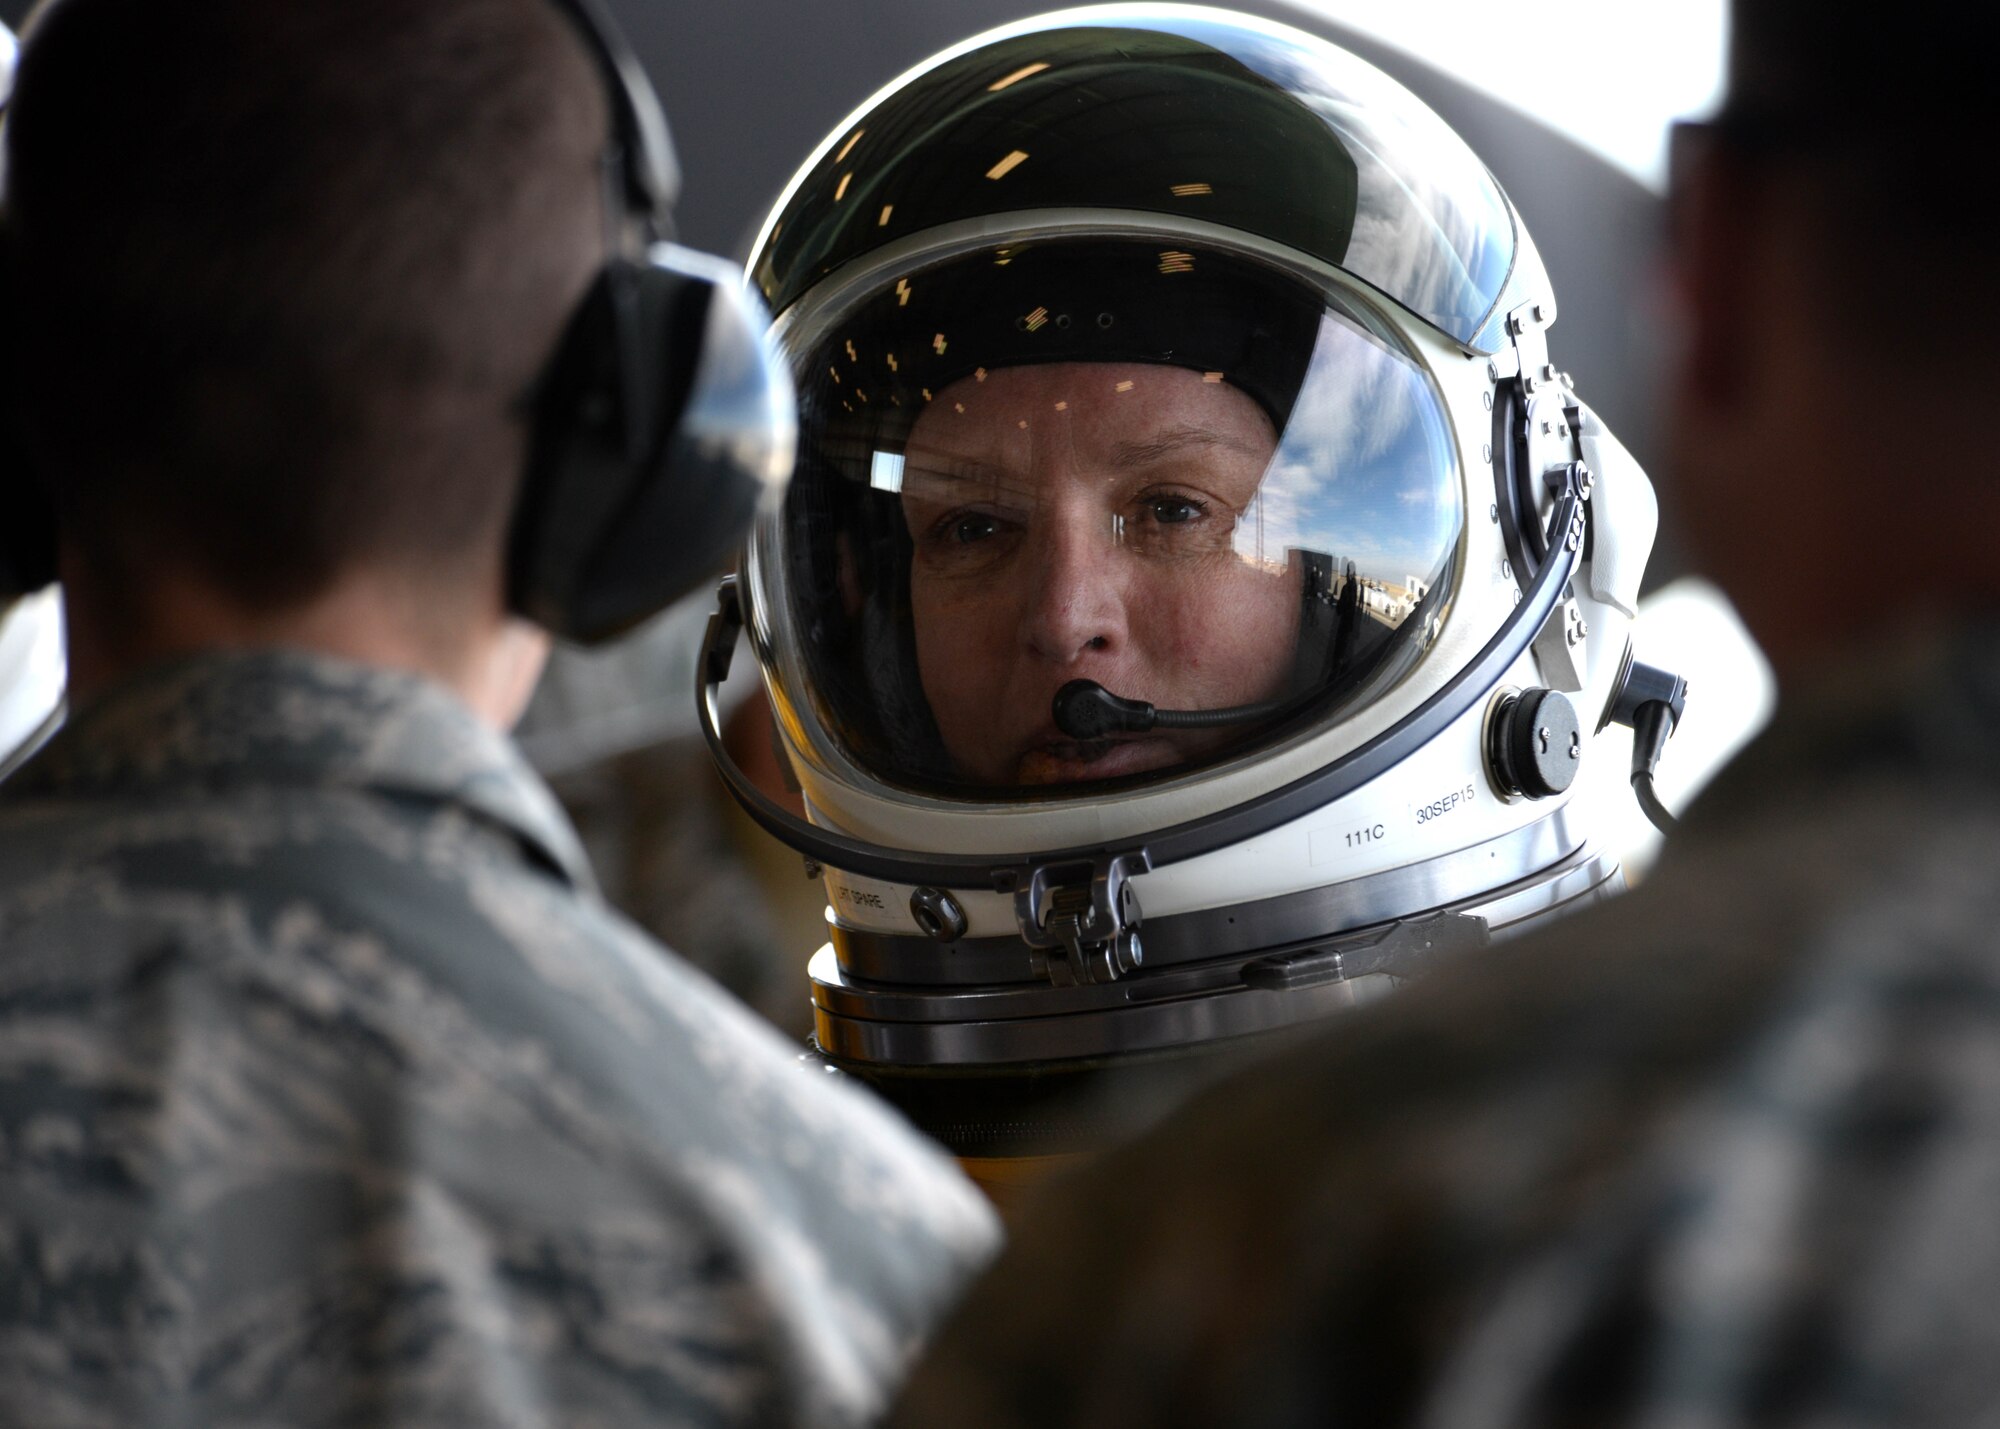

[702,3,1660,1087]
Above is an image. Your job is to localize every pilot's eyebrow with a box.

[901,458,995,489]
[1110,425,1265,468]
[899,458,1023,502]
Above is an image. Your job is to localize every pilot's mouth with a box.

[1016,734,1179,784]
[1040,738,1117,763]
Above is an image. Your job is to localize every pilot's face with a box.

[901,362,1300,785]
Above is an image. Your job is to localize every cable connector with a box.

[1605,659,1688,834]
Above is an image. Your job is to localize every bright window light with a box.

[1276,0,1728,190]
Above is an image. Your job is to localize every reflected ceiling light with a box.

[932,333,948,354]
[988,61,1050,92]
[835,128,864,162]
[1024,306,1050,331]
[1169,182,1213,197]
[834,172,852,201]
[896,278,913,306]
[1158,250,1196,273]
[869,450,906,494]
[878,204,894,227]
[1115,379,1135,392]
[985,149,1030,180]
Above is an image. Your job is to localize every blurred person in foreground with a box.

[889,0,2000,1424]
[0,0,995,1424]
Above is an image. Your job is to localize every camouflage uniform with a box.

[539,734,828,1044]
[0,650,998,1429]
[892,624,2000,1428]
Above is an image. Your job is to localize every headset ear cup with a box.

[0,226,59,599]
[510,250,791,644]
[510,259,671,636]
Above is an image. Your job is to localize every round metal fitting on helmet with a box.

[909,886,969,942]
[1488,687,1581,799]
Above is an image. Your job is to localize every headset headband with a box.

[544,0,679,232]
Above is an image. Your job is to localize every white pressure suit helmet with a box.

[699,3,1683,1167]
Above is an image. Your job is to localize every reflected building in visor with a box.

[701,3,1683,1195]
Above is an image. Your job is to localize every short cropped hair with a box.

[1720,0,1996,349]
[6,0,608,609]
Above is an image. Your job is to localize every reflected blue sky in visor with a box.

[1176,17,1514,344]
[1239,310,1459,592]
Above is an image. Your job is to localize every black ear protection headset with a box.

[0,0,793,644]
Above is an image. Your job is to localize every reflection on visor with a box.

[776,240,1462,799]
[755,15,1523,348]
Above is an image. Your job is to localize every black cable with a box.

[1632,769,1679,834]
[1628,699,1680,835]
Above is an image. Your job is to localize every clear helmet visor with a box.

[764,237,1463,798]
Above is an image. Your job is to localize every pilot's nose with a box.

[1020,515,1127,664]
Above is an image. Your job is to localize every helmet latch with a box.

[1013,851,1151,987]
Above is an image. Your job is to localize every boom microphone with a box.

[1051,679,1296,740]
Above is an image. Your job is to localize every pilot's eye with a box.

[951,513,1001,544]
[1143,495,1205,525]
